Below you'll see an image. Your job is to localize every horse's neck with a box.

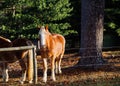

[46,34,55,49]
[0,36,11,43]
[0,37,12,47]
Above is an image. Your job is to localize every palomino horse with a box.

[0,36,34,84]
[38,26,65,82]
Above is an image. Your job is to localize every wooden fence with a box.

[0,46,37,84]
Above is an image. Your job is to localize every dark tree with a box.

[78,0,105,67]
[0,0,74,39]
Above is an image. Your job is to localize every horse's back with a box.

[12,38,33,47]
[52,33,65,45]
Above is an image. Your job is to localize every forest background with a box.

[0,0,120,47]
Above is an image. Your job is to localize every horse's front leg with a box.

[2,63,9,82]
[43,58,47,83]
[51,57,56,81]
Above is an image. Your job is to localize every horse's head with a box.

[38,26,48,48]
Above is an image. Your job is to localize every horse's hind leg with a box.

[58,55,63,74]
[55,56,62,74]
[2,63,9,82]
[55,60,58,74]
[19,60,27,84]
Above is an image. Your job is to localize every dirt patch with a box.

[0,51,120,86]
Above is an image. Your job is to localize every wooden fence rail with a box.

[0,46,37,84]
[0,46,35,51]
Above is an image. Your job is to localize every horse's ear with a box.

[45,25,49,31]
[37,25,41,30]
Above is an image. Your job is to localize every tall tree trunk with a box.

[78,0,105,67]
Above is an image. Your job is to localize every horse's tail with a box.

[62,36,66,55]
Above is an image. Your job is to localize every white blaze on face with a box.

[39,26,46,46]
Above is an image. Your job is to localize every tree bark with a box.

[78,0,105,67]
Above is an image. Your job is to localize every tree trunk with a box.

[78,0,105,67]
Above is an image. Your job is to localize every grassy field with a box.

[0,51,120,86]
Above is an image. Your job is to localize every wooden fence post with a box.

[32,46,38,84]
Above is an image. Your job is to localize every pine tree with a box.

[0,0,75,39]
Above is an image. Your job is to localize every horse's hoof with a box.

[3,78,8,83]
[55,71,58,74]
[28,80,33,84]
[3,80,8,83]
[53,79,56,82]
[43,78,47,83]
[51,77,56,82]
[59,71,62,74]
[19,80,24,84]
